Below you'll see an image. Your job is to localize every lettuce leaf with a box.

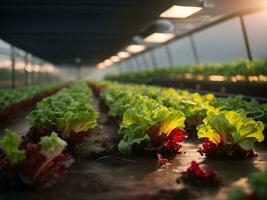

[0,129,26,164]
[31,132,71,183]
[210,95,267,125]
[39,132,67,158]
[119,96,185,154]
[27,82,98,144]
[197,111,264,151]
[58,104,98,137]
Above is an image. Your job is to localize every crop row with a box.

[99,82,266,158]
[0,82,61,113]
[0,81,266,191]
[106,59,267,83]
[0,82,98,188]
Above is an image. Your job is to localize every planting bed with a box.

[0,85,266,200]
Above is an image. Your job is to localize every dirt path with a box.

[0,93,267,200]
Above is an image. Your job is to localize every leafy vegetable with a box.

[210,95,267,125]
[119,99,186,154]
[101,82,218,133]
[0,129,25,164]
[100,83,187,154]
[0,83,60,112]
[0,130,73,188]
[105,59,267,83]
[27,82,98,145]
[27,132,71,185]
[39,132,67,158]
[197,111,264,157]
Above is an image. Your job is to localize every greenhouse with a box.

[0,0,267,199]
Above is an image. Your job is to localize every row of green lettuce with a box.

[99,81,266,157]
[0,82,98,188]
[27,81,98,145]
[0,82,61,112]
[106,59,267,83]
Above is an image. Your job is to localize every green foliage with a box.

[197,111,265,150]
[100,83,186,154]
[248,171,267,199]
[228,188,247,200]
[27,82,98,137]
[39,132,67,159]
[0,129,26,164]
[105,59,267,83]
[0,83,60,112]
[210,95,267,125]
[119,97,185,154]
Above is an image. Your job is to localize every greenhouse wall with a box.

[192,17,248,63]
[0,39,59,88]
[244,9,267,60]
[168,37,197,66]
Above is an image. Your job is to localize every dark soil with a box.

[0,93,267,200]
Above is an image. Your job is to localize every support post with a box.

[239,15,252,60]
[31,59,35,85]
[149,51,157,69]
[24,53,28,86]
[141,55,148,70]
[11,47,16,88]
[134,57,142,71]
[118,62,123,73]
[165,45,174,68]
[129,59,136,72]
[189,35,200,65]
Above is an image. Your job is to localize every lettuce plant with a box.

[0,130,73,188]
[0,129,26,164]
[0,83,60,112]
[105,59,267,83]
[101,84,187,154]
[103,83,219,134]
[210,95,267,125]
[197,111,264,158]
[27,82,98,146]
[119,99,187,154]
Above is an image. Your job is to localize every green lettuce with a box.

[197,111,264,151]
[119,96,185,154]
[0,129,26,164]
[210,95,267,125]
[58,105,98,136]
[39,132,67,159]
[27,82,98,137]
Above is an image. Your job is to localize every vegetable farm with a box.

[1,81,266,200]
[1,1,267,199]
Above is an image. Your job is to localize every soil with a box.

[0,93,267,200]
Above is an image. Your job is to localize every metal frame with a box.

[11,47,16,88]
[149,51,157,69]
[24,53,28,85]
[31,58,35,84]
[189,34,200,65]
[117,5,267,73]
[134,56,142,71]
[239,15,253,60]
[165,44,174,67]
